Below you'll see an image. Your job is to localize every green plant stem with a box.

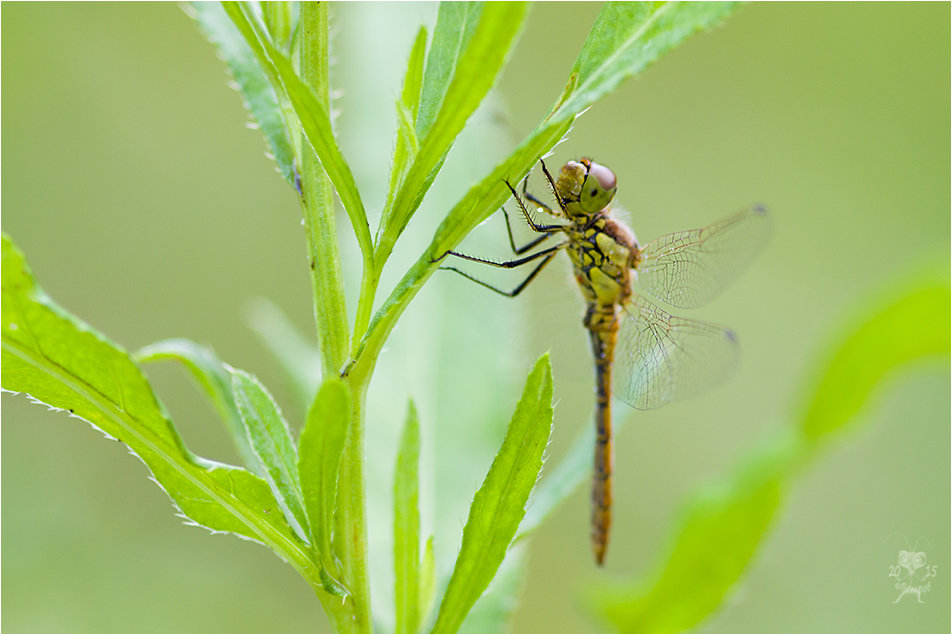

[351,270,379,359]
[298,2,349,377]
[296,7,371,632]
[335,379,372,633]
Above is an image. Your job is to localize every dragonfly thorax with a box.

[555,158,617,218]
[566,215,639,309]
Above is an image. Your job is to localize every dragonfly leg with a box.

[539,158,569,213]
[500,206,556,255]
[441,241,566,269]
[520,172,557,217]
[504,180,564,233]
[441,251,560,298]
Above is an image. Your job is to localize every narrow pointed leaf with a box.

[431,354,554,634]
[381,26,427,247]
[549,2,738,123]
[228,367,309,542]
[298,377,351,562]
[0,234,317,578]
[377,3,529,266]
[395,400,423,633]
[135,338,262,474]
[420,536,437,626]
[188,1,295,185]
[415,2,483,139]
[222,1,374,263]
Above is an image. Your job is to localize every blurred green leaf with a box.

[377,2,529,268]
[549,1,738,122]
[0,233,317,573]
[595,275,951,633]
[228,366,309,542]
[394,400,423,634]
[188,1,295,185]
[431,354,554,634]
[245,297,322,415]
[420,536,438,627]
[135,338,262,475]
[223,1,374,264]
[597,438,793,633]
[298,377,351,566]
[799,281,951,440]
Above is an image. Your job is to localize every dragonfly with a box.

[437,157,770,565]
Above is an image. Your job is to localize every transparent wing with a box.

[636,205,771,309]
[613,294,739,410]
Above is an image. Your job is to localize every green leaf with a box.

[245,296,322,414]
[228,367,309,542]
[377,2,529,268]
[415,3,483,139]
[381,26,427,249]
[420,536,437,626]
[187,1,295,185]
[394,400,423,633]
[298,377,351,564]
[135,338,262,475]
[595,275,950,633]
[596,438,792,633]
[0,234,323,585]
[799,281,951,440]
[261,0,295,52]
[458,546,528,634]
[431,354,554,634]
[222,1,374,265]
[549,1,738,122]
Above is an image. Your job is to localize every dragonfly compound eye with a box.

[580,162,617,212]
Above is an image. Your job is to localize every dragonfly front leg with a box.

[539,158,569,212]
[500,206,555,255]
[504,179,564,235]
[519,171,559,216]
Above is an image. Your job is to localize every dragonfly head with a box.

[556,158,617,218]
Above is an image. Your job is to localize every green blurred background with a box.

[2,2,948,632]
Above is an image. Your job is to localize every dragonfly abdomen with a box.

[586,303,620,566]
